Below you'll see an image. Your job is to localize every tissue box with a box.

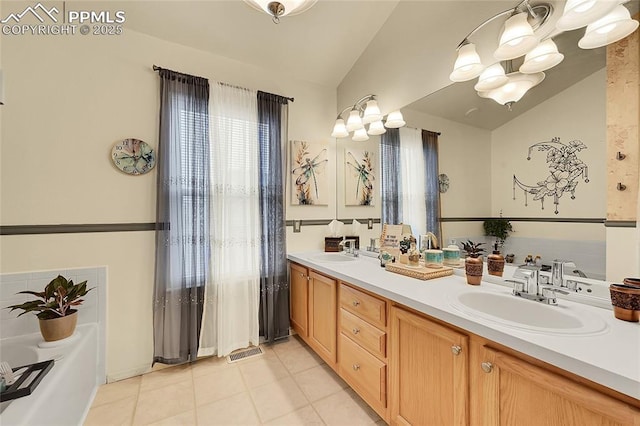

[324,237,360,252]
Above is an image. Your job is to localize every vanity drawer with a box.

[340,308,386,359]
[339,334,387,410]
[340,284,386,329]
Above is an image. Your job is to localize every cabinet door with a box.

[477,347,640,426]
[289,263,308,337]
[308,271,337,365]
[390,306,468,426]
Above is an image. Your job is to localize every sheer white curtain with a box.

[199,83,260,357]
[399,127,427,237]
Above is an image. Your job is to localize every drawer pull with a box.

[451,345,462,356]
[481,362,494,373]
[352,300,360,307]
[352,328,360,335]
[352,364,360,371]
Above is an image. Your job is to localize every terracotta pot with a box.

[39,310,78,342]
[465,257,483,285]
[610,285,640,322]
[623,278,640,288]
[487,251,505,277]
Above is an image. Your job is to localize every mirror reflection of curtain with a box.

[400,127,428,237]
[199,83,261,357]
[422,130,442,246]
[153,69,210,364]
[380,128,402,224]
[257,91,290,343]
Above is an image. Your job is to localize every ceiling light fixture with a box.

[449,0,638,108]
[243,0,318,23]
[331,95,406,140]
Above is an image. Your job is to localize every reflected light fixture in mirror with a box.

[331,94,406,140]
[243,0,317,23]
[449,0,638,108]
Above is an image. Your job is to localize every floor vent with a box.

[227,346,264,363]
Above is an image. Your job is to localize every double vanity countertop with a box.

[288,251,640,401]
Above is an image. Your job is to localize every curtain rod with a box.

[152,65,294,103]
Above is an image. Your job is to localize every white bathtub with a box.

[0,324,100,425]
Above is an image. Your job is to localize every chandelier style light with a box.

[331,95,406,140]
[450,0,639,109]
[243,0,318,23]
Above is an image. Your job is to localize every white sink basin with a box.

[310,253,357,262]
[451,291,608,335]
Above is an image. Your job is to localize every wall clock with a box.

[111,138,156,175]
[438,173,450,193]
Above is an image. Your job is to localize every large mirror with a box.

[388,28,609,279]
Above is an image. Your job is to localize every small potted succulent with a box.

[7,275,92,342]
[461,240,485,285]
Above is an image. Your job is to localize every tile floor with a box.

[85,335,386,425]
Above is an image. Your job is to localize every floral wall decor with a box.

[513,137,589,214]
[290,140,329,205]
[345,149,375,206]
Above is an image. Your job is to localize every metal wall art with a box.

[513,137,589,214]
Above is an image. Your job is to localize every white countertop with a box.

[288,251,640,401]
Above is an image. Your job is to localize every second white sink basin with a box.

[310,253,357,263]
[451,291,608,336]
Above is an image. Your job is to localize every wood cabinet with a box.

[389,306,468,426]
[471,344,640,426]
[308,271,337,365]
[288,263,337,367]
[338,283,389,420]
[289,262,308,337]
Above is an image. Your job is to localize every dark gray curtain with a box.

[257,91,289,343]
[380,128,402,224]
[422,130,442,247]
[153,68,210,364]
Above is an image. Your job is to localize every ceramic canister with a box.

[425,249,444,268]
[442,245,460,266]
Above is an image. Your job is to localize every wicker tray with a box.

[385,262,454,280]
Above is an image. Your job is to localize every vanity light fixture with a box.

[243,0,318,23]
[331,94,406,140]
[449,0,638,108]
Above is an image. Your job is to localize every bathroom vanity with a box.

[287,252,640,425]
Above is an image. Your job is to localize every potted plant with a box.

[461,240,485,285]
[483,219,512,277]
[7,275,92,342]
[483,218,513,247]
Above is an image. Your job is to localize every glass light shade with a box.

[352,127,369,142]
[478,72,545,105]
[578,5,639,49]
[474,63,509,91]
[520,39,565,73]
[449,43,484,82]
[331,118,349,138]
[556,0,619,31]
[367,120,387,136]
[346,109,364,132]
[362,100,383,124]
[494,13,539,60]
[244,0,318,17]
[384,110,406,128]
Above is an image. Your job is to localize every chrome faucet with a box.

[506,265,569,305]
[339,238,359,257]
[551,260,592,292]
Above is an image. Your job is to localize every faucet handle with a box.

[541,287,570,299]
[505,279,525,293]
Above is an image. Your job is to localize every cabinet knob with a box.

[299,272,305,278]
[352,328,360,335]
[451,345,462,355]
[481,362,494,373]
[352,300,360,307]
[352,364,360,371]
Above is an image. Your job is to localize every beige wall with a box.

[0,28,336,381]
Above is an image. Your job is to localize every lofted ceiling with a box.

[80,0,638,125]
